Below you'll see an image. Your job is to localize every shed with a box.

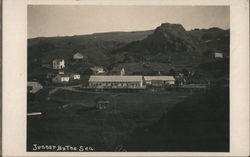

[96,100,110,110]
[214,52,223,58]
[70,73,81,80]
[27,81,43,94]
[52,74,70,83]
[73,52,87,60]
[90,66,105,75]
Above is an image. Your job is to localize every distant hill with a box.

[28,30,153,68]
[28,30,154,46]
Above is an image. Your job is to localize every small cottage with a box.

[214,52,223,58]
[58,70,64,74]
[71,73,81,80]
[53,59,65,69]
[27,81,43,94]
[212,50,224,58]
[73,53,87,61]
[90,66,105,75]
[95,97,110,110]
[52,74,70,83]
[96,100,110,110]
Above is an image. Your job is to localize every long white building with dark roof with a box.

[88,75,144,88]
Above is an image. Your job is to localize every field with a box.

[27,89,191,151]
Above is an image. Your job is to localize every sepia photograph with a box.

[26,5,230,152]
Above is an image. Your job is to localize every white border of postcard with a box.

[2,0,249,156]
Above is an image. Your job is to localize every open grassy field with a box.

[27,89,191,151]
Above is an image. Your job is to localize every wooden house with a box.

[52,59,65,69]
[73,53,87,61]
[214,52,223,58]
[27,81,43,94]
[52,74,70,83]
[90,66,105,75]
[70,73,81,80]
[96,100,110,110]
[211,50,224,59]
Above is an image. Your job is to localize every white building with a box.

[52,74,70,83]
[27,81,43,94]
[89,75,144,88]
[90,66,105,75]
[144,76,175,86]
[214,52,223,58]
[58,70,64,74]
[73,52,87,61]
[53,59,65,69]
[71,74,81,80]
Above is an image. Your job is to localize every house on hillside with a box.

[89,75,144,88]
[212,50,224,59]
[214,52,223,58]
[52,74,70,83]
[27,81,43,94]
[53,59,65,69]
[90,66,105,75]
[73,52,87,61]
[70,73,81,80]
[58,70,64,74]
[144,76,175,86]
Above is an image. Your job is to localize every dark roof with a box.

[89,75,143,82]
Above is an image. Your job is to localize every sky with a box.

[28,5,229,39]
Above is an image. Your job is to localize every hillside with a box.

[28,30,154,46]
[123,86,229,151]
[111,23,229,64]
[28,30,154,78]
[28,23,229,81]
[28,30,154,62]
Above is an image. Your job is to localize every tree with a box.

[169,69,176,76]
[182,68,189,77]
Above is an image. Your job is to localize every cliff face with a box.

[142,23,198,53]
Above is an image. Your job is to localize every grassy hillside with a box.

[123,86,229,152]
[27,90,190,151]
[28,30,154,80]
